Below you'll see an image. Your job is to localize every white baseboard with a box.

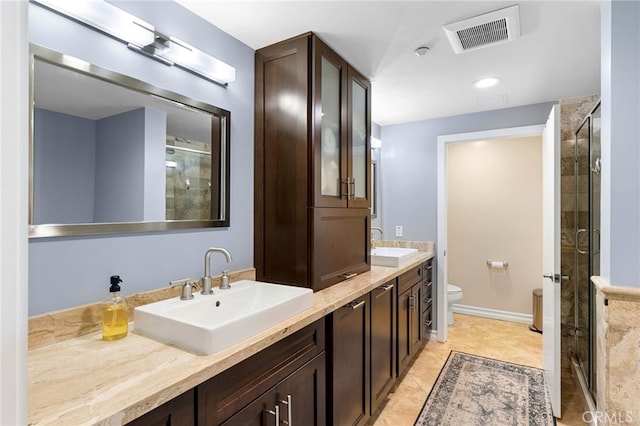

[452,304,533,324]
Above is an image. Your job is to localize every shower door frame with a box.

[573,101,601,402]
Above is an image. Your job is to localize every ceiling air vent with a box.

[444,5,520,54]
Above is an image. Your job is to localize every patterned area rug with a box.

[415,351,555,425]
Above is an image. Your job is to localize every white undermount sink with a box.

[134,280,313,355]
[370,247,419,267]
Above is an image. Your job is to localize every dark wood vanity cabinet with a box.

[126,389,195,426]
[327,294,371,426]
[370,280,396,415]
[197,320,326,425]
[422,259,434,340]
[397,265,424,377]
[254,32,371,292]
[220,354,326,426]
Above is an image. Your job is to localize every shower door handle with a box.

[543,273,569,283]
[576,229,588,254]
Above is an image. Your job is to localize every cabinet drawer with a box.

[422,289,433,310]
[423,305,433,341]
[398,265,422,294]
[198,319,325,424]
[423,260,433,281]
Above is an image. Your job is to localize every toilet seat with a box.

[448,284,462,294]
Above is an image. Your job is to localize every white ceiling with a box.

[176,0,601,126]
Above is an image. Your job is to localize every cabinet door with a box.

[329,295,371,426]
[276,353,326,426]
[313,37,348,208]
[346,66,371,209]
[410,285,423,354]
[220,391,277,426]
[370,281,396,415]
[398,284,422,376]
[126,389,194,426]
[397,287,412,376]
[312,207,370,290]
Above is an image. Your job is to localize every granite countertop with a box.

[28,251,434,425]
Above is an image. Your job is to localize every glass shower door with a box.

[574,102,601,399]
[574,118,590,380]
[589,104,601,399]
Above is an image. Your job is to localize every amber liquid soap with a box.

[102,275,128,341]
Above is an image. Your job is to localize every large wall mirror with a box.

[29,44,230,238]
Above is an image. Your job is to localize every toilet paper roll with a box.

[490,261,505,269]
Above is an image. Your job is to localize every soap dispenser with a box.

[102,275,128,341]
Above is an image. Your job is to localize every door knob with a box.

[543,273,569,283]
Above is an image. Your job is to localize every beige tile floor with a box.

[373,313,587,425]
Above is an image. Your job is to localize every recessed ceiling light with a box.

[473,76,502,88]
[414,46,430,56]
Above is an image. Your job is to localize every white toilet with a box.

[447,285,464,325]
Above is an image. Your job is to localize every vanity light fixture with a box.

[473,76,502,89]
[31,0,236,86]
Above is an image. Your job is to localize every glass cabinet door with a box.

[348,69,371,209]
[314,39,347,208]
[313,37,370,209]
[320,57,342,198]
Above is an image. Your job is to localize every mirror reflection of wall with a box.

[33,106,168,224]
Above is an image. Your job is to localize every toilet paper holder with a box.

[486,260,508,268]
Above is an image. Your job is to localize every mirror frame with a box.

[29,44,231,238]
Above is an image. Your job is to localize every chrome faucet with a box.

[202,247,233,293]
[371,227,383,247]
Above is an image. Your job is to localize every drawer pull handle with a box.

[427,265,433,270]
[266,405,279,425]
[280,394,292,426]
[426,320,433,327]
[409,295,416,310]
[341,178,350,200]
[349,300,366,310]
[426,281,433,287]
[350,177,356,200]
[379,283,394,292]
[425,298,433,305]
[342,272,358,280]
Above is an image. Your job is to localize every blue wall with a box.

[33,108,96,224]
[28,1,255,315]
[379,102,555,244]
[600,0,640,287]
[94,108,146,222]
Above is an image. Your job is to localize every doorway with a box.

[436,124,545,341]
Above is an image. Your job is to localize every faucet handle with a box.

[219,270,231,290]
[170,278,194,300]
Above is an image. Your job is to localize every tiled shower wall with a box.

[559,95,600,378]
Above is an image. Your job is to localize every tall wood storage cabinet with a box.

[255,32,371,291]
